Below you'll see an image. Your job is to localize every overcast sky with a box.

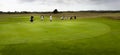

[0,0,120,12]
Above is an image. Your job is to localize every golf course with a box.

[0,13,120,55]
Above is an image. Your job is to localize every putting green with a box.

[0,21,110,45]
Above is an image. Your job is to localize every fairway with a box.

[0,13,120,55]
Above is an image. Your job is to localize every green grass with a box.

[0,14,120,55]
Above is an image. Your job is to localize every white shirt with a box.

[41,16,44,20]
[61,16,63,20]
[50,15,52,20]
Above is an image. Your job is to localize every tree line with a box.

[0,9,120,14]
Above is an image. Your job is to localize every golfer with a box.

[50,15,52,22]
[61,16,64,20]
[30,16,34,22]
[74,16,76,20]
[41,15,44,21]
[70,16,73,20]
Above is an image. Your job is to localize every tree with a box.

[53,9,59,14]
[0,11,3,14]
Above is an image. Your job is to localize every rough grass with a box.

[0,13,120,55]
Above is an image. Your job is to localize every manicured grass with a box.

[0,14,120,55]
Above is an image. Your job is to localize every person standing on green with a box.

[30,16,34,22]
[41,15,44,21]
[50,15,52,22]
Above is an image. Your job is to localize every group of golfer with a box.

[30,15,76,22]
